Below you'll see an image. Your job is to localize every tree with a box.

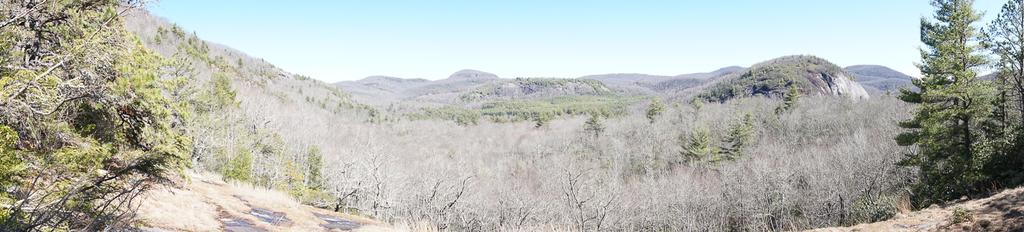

[225,149,254,182]
[680,127,715,163]
[776,85,801,114]
[583,114,606,138]
[897,0,995,205]
[986,0,1024,128]
[533,112,554,128]
[0,0,192,229]
[646,98,666,123]
[983,0,1024,185]
[720,113,757,161]
[307,145,325,191]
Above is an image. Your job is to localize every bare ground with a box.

[135,172,389,232]
[811,187,1024,232]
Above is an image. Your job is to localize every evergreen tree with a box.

[776,85,801,114]
[0,1,192,228]
[225,149,254,182]
[307,145,325,191]
[688,98,705,122]
[720,113,757,161]
[983,0,1024,187]
[583,114,606,138]
[647,98,666,123]
[681,127,715,163]
[898,0,995,205]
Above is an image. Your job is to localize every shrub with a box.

[951,207,973,224]
[224,149,253,182]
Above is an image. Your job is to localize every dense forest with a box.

[2,0,1024,231]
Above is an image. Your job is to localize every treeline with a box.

[0,1,191,230]
[897,0,1024,206]
[406,95,642,126]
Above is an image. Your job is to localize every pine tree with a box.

[306,145,325,191]
[690,98,704,121]
[225,149,254,182]
[647,98,666,123]
[897,0,995,205]
[681,127,715,163]
[583,114,606,138]
[776,85,801,114]
[720,113,756,161]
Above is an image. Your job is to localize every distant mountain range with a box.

[845,65,917,94]
[336,59,916,106]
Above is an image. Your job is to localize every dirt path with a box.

[136,172,378,231]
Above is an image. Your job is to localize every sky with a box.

[147,0,1006,82]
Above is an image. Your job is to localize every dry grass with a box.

[811,187,1024,232]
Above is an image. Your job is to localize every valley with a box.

[2,0,1023,231]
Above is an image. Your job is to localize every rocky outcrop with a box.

[698,55,871,102]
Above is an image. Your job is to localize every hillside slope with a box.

[124,9,374,171]
[812,187,1024,232]
[698,55,870,102]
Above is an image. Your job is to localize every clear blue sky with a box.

[148,0,1004,82]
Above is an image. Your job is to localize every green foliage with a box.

[583,114,606,138]
[408,106,482,126]
[698,55,843,102]
[680,127,716,163]
[719,113,756,160]
[646,98,666,123]
[224,149,253,182]
[898,0,996,206]
[951,207,974,224]
[0,125,23,191]
[532,111,554,128]
[367,108,386,124]
[0,1,193,228]
[848,195,898,224]
[983,0,1024,188]
[306,145,325,191]
[776,85,801,114]
[479,95,640,122]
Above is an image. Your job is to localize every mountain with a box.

[581,66,744,94]
[459,78,613,102]
[336,70,617,105]
[334,70,505,105]
[334,75,431,104]
[846,65,916,95]
[697,55,870,102]
[447,69,500,80]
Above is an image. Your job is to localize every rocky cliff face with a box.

[815,72,870,100]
